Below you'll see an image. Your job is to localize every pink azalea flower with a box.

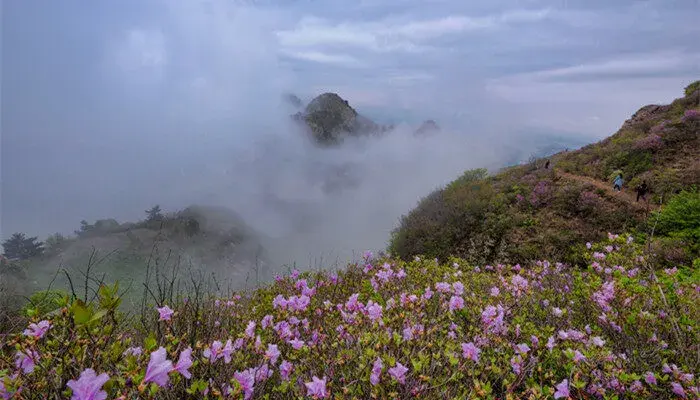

[261,315,274,329]
[143,347,173,387]
[288,338,305,350]
[66,368,110,400]
[388,362,408,385]
[255,363,273,382]
[481,304,506,335]
[644,372,656,385]
[629,380,643,393]
[15,349,39,374]
[590,336,605,347]
[245,321,256,338]
[273,295,288,309]
[23,320,51,339]
[265,344,280,365]
[461,342,480,362]
[448,295,464,312]
[552,307,563,317]
[202,340,222,363]
[554,379,570,399]
[490,286,500,297]
[345,294,360,311]
[366,301,383,322]
[234,368,255,400]
[435,282,451,293]
[156,305,174,321]
[173,347,192,379]
[370,357,383,386]
[279,360,293,381]
[510,355,523,374]
[515,343,530,355]
[573,350,586,363]
[305,376,328,398]
[124,346,142,356]
[222,339,234,364]
[452,281,464,296]
[671,382,686,398]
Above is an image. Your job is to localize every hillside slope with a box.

[390,81,700,266]
[15,206,271,306]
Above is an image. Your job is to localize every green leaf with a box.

[71,301,92,325]
[144,335,157,351]
[89,309,108,324]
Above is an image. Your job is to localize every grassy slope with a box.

[389,83,700,266]
[17,206,270,308]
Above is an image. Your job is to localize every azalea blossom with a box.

[124,346,142,357]
[370,357,383,385]
[174,347,193,379]
[234,368,255,400]
[448,295,464,312]
[15,349,39,374]
[554,379,570,399]
[366,301,383,322]
[388,362,408,384]
[265,344,280,365]
[288,338,305,350]
[66,368,109,400]
[461,342,480,362]
[245,321,256,338]
[644,372,656,385]
[279,360,293,381]
[671,382,686,398]
[23,320,51,339]
[143,347,173,387]
[156,305,174,321]
[305,376,328,398]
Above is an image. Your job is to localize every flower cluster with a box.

[0,234,697,399]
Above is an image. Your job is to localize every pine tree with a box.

[1,233,44,260]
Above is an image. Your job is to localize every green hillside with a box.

[389,81,700,266]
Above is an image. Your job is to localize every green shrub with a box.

[22,289,69,317]
[684,80,700,97]
[652,188,700,255]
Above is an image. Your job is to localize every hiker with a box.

[636,181,649,202]
[545,160,550,169]
[613,174,624,192]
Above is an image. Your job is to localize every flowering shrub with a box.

[529,181,553,207]
[0,237,697,399]
[577,190,602,213]
[633,134,664,151]
[681,109,700,122]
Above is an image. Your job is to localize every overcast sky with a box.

[1,0,699,257]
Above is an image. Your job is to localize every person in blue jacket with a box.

[613,174,624,192]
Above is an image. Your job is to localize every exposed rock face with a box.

[415,120,440,136]
[621,104,670,130]
[293,93,383,145]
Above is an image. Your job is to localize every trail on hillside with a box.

[556,170,658,213]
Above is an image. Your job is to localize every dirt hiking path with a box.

[556,171,659,213]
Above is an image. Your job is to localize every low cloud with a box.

[2,0,698,273]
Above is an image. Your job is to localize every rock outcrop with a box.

[293,92,384,145]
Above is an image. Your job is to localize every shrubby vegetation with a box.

[0,234,697,399]
[390,83,700,266]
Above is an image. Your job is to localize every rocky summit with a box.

[293,92,382,145]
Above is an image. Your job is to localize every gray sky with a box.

[1,0,699,262]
